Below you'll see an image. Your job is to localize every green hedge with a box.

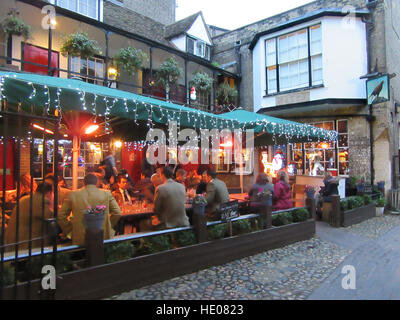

[340,196,370,211]
[175,230,196,247]
[3,262,15,286]
[135,234,173,256]
[272,208,310,226]
[232,219,252,235]
[272,212,293,226]
[208,223,228,240]
[104,241,135,263]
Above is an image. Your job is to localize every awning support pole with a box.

[72,135,79,190]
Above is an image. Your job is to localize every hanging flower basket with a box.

[189,72,214,94]
[83,205,106,230]
[61,32,102,59]
[113,46,147,77]
[216,82,238,106]
[1,9,31,39]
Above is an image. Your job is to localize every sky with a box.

[176,0,316,30]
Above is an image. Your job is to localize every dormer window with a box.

[187,36,211,60]
[55,0,101,20]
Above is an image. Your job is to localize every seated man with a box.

[153,167,189,229]
[44,173,71,206]
[133,170,152,193]
[5,182,53,251]
[175,169,187,185]
[112,174,134,207]
[203,170,230,221]
[58,174,121,245]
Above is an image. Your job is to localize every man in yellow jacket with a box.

[58,174,121,246]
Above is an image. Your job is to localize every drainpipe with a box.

[362,12,375,187]
[234,43,242,107]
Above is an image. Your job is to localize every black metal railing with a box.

[0,99,60,299]
[0,55,216,113]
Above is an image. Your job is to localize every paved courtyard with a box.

[108,214,400,300]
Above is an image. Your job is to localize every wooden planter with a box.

[341,203,376,227]
[2,219,315,300]
[328,196,376,227]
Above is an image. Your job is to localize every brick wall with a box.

[116,0,176,25]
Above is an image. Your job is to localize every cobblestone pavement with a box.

[108,214,400,300]
[341,214,400,240]
[309,216,400,300]
[108,237,351,300]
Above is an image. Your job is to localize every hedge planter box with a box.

[341,203,376,227]
[2,219,315,300]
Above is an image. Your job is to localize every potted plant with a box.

[192,195,207,216]
[375,198,385,217]
[60,32,102,59]
[305,185,316,199]
[216,82,238,107]
[1,8,31,67]
[155,57,182,101]
[189,72,214,95]
[1,9,31,39]
[83,205,106,230]
[113,46,147,77]
[356,178,366,193]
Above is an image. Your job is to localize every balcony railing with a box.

[0,54,219,113]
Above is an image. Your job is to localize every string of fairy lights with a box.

[0,73,338,146]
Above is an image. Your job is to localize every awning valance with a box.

[216,109,338,145]
[0,72,337,143]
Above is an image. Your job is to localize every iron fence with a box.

[0,99,60,299]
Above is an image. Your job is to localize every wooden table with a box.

[116,204,194,235]
[229,193,249,202]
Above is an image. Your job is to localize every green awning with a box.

[216,109,338,145]
[0,71,237,131]
[0,72,337,144]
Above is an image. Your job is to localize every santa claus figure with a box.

[272,149,284,172]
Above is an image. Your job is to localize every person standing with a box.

[153,167,189,229]
[248,173,274,207]
[203,169,230,221]
[58,174,121,246]
[273,171,293,211]
[102,150,118,184]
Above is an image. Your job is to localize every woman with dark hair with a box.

[273,171,293,210]
[248,173,274,207]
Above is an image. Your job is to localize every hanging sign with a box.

[367,74,390,105]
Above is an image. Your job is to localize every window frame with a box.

[55,0,101,20]
[186,35,212,61]
[289,119,349,176]
[68,55,105,85]
[264,24,323,96]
